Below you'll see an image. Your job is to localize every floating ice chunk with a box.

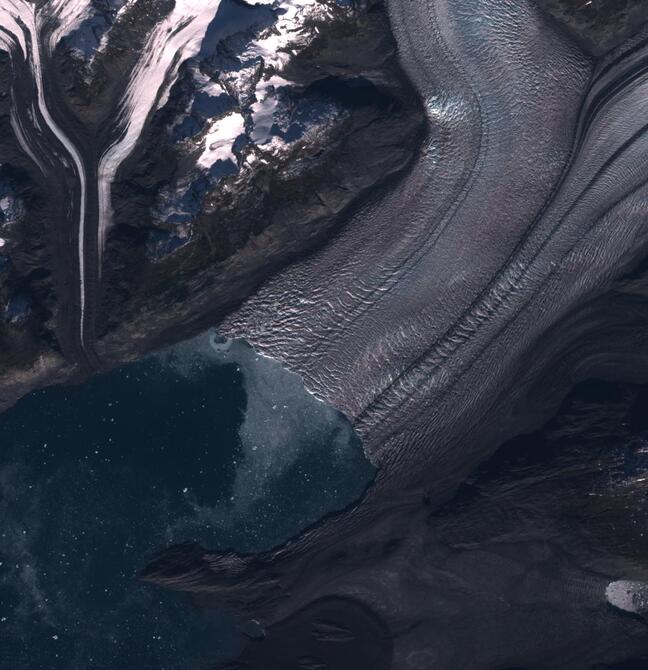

[198,112,246,169]
[606,580,648,613]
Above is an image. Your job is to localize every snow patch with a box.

[46,0,95,54]
[198,112,246,168]
[97,0,224,262]
[250,74,289,144]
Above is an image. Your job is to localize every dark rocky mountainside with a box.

[5,1,648,667]
[0,0,424,409]
[536,0,648,54]
[100,0,424,359]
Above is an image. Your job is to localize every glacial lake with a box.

[0,332,375,669]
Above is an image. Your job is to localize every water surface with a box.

[0,332,375,669]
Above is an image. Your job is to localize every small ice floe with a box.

[606,580,648,613]
[0,238,5,248]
